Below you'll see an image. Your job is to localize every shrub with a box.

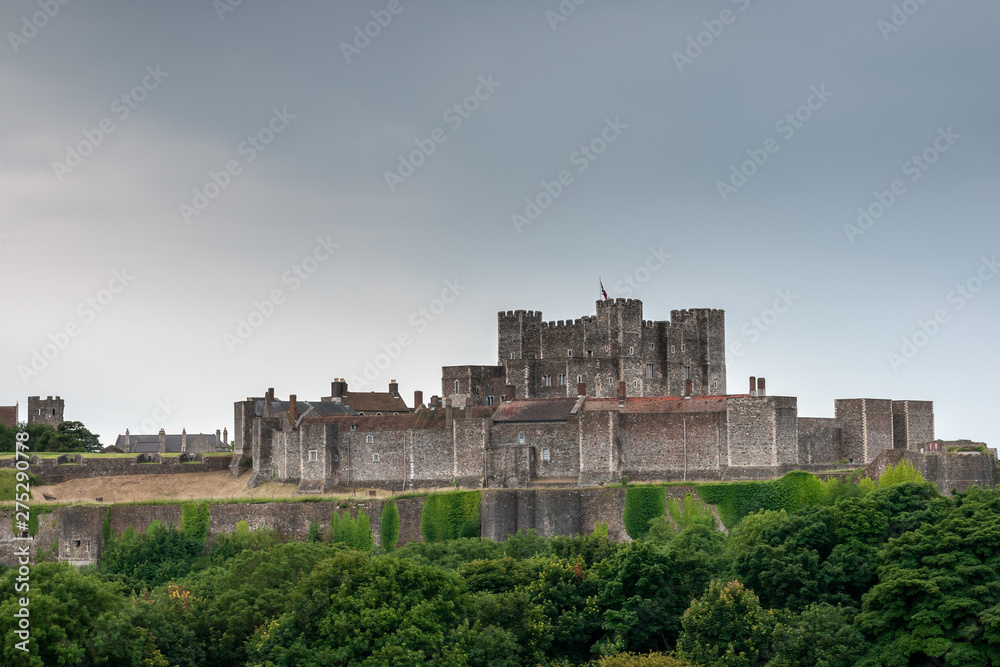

[420,490,481,542]
[696,471,826,528]
[623,485,666,539]
[380,500,400,552]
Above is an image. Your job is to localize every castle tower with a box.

[666,309,726,396]
[27,395,64,427]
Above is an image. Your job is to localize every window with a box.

[670,345,675,354]
[567,349,573,357]
[558,374,566,386]
[518,432,525,445]
[350,424,357,431]
[366,435,373,444]
[712,380,719,389]
[510,351,516,359]
[587,350,593,358]
[542,375,551,387]
[541,448,550,462]
[333,454,339,462]
[308,450,318,462]
[487,396,495,407]
[577,375,583,384]
[649,343,654,350]
[633,379,639,389]
[376,412,382,416]
[629,346,635,355]
[454,380,460,393]
[646,363,654,379]
[683,365,692,380]
[372,453,380,462]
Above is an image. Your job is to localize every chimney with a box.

[182,428,188,453]
[758,377,766,398]
[267,387,275,404]
[577,382,587,397]
[215,428,221,448]
[388,380,399,397]
[618,381,626,407]
[289,394,299,423]
[223,427,228,445]
[685,379,693,398]
[505,384,515,403]
[431,395,441,409]
[125,428,130,453]
[414,390,424,409]
[749,376,757,397]
[331,379,345,400]
[158,428,166,454]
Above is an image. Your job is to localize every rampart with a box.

[0,454,232,485]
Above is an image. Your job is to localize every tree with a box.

[380,500,400,552]
[676,579,777,667]
[247,551,473,666]
[768,602,871,667]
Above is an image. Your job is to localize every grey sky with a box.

[1,1,997,450]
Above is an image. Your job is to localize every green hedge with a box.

[623,485,667,539]
[381,500,400,552]
[695,471,825,529]
[420,491,481,542]
[331,509,374,550]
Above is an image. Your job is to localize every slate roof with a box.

[491,398,579,423]
[113,433,222,453]
[268,401,358,417]
[340,391,409,413]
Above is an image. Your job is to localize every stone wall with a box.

[618,412,725,481]
[864,449,996,495]
[797,418,842,465]
[892,400,934,451]
[835,398,893,464]
[0,454,232,484]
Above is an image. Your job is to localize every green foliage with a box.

[0,420,102,453]
[181,501,210,545]
[247,551,473,666]
[421,490,482,542]
[0,468,43,499]
[380,500,400,552]
[768,602,872,667]
[394,537,505,569]
[697,471,828,528]
[667,493,717,532]
[209,521,282,565]
[99,519,206,591]
[101,506,112,543]
[0,562,154,666]
[330,509,374,550]
[623,485,667,539]
[307,517,321,543]
[877,458,925,488]
[677,579,778,667]
[597,652,697,666]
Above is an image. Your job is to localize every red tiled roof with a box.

[492,398,578,423]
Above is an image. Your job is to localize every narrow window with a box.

[683,365,692,380]
[510,351,516,359]
[487,396,495,407]
[333,454,339,462]
[518,432,525,445]
[541,448,550,462]
[558,374,566,386]
[586,350,593,358]
[577,375,583,383]
[646,363,654,379]
[633,379,639,389]
[350,424,357,431]
[567,349,573,357]
[629,346,635,355]
[366,435,373,444]
[373,453,380,462]
[308,450,318,462]
[542,375,551,387]
[454,380,460,393]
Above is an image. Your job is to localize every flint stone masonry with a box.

[864,449,996,496]
[836,398,894,464]
[892,400,935,451]
[0,453,231,484]
[798,418,842,465]
[0,497,427,567]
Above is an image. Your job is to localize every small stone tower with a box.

[27,396,65,427]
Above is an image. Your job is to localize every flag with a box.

[600,279,608,300]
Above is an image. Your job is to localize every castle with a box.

[234,299,950,494]
[0,396,65,428]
